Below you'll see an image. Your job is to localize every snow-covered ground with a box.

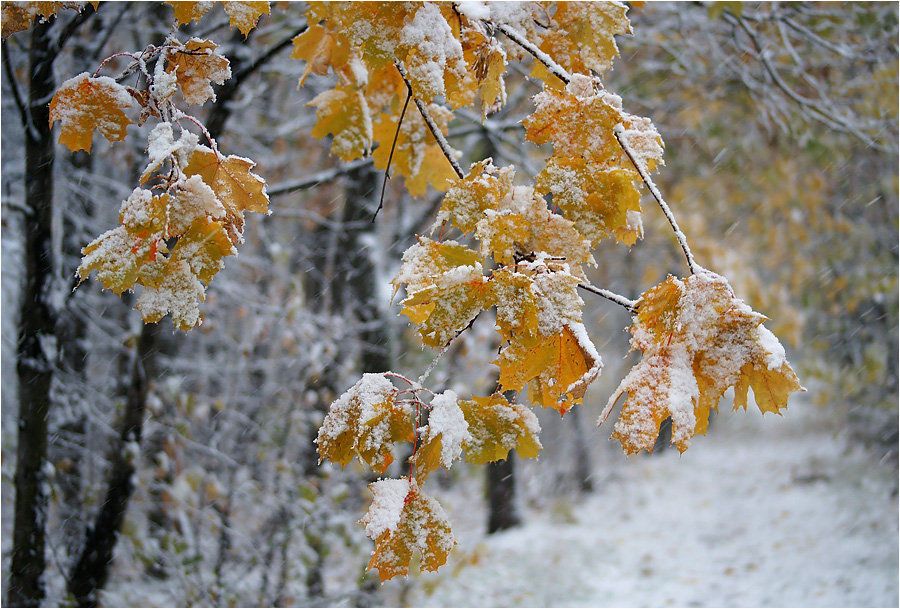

[379,402,898,608]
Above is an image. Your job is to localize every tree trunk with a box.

[8,19,58,608]
[487,456,521,534]
[67,322,158,607]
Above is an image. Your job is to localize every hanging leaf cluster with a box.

[46,5,270,329]
[303,1,804,581]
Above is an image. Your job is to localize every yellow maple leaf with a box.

[459,394,542,464]
[409,390,469,482]
[474,185,594,271]
[392,236,482,297]
[1,1,87,39]
[221,1,269,36]
[400,263,491,347]
[166,38,232,106]
[601,270,805,454]
[290,24,353,87]
[49,73,134,152]
[182,146,269,244]
[362,479,455,581]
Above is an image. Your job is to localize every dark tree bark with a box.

[8,19,59,608]
[487,456,521,534]
[66,323,159,607]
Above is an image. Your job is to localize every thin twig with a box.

[373,87,412,222]
[497,23,572,85]
[394,60,465,179]
[613,124,700,275]
[577,283,638,314]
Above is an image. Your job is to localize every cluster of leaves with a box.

[46,1,271,329]
[299,0,804,581]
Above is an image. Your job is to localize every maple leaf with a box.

[552,1,632,74]
[459,394,542,464]
[316,374,414,473]
[492,264,601,414]
[290,24,352,87]
[78,226,158,295]
[400,262,491,347]
[397,2,466,102]
[308,85,373,162]
[182,146,269,244]
[1,1,86,39]
[135,258,207,331]
[535,159,642,246]
[49,73,134,152]
[409,390,470,482]
[498,322,602,415]
[170,218,235,284]
[435,160,514,234]
[362,479,455,581]
[600,270,804,454]
[166,38,232,106]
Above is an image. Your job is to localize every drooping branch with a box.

[374,87,412,221]
[613,124,700,276]
[394,60,465,179]
[577,282,638,314]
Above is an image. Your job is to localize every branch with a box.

[497,23,571,85]
[266,158,373,196]
[613,124,700,276]
[2,41,33,138]
[374,87,412,221]
[577,283,638,314]
[394,60,465,179]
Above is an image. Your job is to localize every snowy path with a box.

[387,405,898,608]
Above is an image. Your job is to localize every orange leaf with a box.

[49,73,134,152]
[362,479,455,581]
[601,270,805,454]
[459,394,542,464]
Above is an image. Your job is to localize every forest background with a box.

[1,1,897,607]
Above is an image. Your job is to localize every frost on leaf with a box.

[50,73,134,152]
[1,1,86,39]
[410,390,471,482]
[551,1,631,74]
[182,145,269,245]
[316,373,414,473]
[165,38,232,106]
[600,270,805,454]
[435,160,514,234]
[362,479,455,581]
[459,393,542,464]
[474,185,594,273]
[535,160,642,246]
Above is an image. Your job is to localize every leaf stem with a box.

[394,61,465,180]
[613,124,700,276]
